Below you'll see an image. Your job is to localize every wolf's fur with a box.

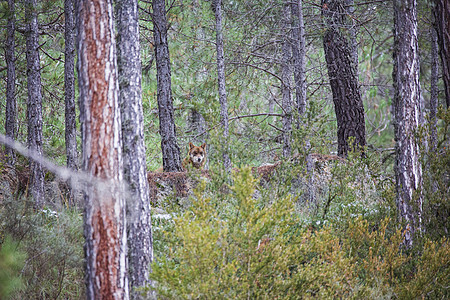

[182,142,206,170]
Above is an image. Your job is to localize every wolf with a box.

[182,142,207,170]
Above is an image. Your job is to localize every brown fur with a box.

[182,142,207,170]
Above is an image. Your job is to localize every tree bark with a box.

[291,0,307,117]
[213,0,231,170]
[433,0,450,107]
[393,0,423,249]
[116,0,154,297]
[282,0,292,158]
[188,109,206,144]
[64,0,78,205]
[430,25,439,152]
[345,0,358,69]
[5,0,16,166]
[76,0,129,297]
[322,0,366,157]
[25,0,45,208]
[152,0,183,172]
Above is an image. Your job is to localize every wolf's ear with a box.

[189,142,194,150]
[201,143,206,150]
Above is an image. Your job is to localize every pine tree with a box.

[152,0,183,172]
[76,0,129,296]
[213,0,231,169]
[392,0,424,248]
[5,0,16,166]
[116,0,154,296]
[25,0,45,208]
[322,0,366,157]
[64,0,78,205]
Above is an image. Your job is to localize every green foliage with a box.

[148,167,303,298]
[422,106,450,241]
[0,197,85,299]
[148,167,450,298]
[322,149,395,227]
[0,0,448,297]
[398,238,450,299]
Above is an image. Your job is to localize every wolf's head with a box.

[189,142,206,168]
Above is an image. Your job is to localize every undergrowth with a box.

[147,166,450,299]
[0,195,84,299]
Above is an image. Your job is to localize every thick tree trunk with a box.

[152,0,183,172]
[64,0,78,205]
[322,0,366,157]
[25,0,45,208]
[5,0,16,166]
[213,0,231,170]
[76,0,129,297]
[291,0,307,117]
[434,0,450,107]
[282,0,292,158]
[393,0,423,249]
[116,0,154,297]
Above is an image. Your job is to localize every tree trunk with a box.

[282,0,292,158]
[213,0,231,170]
[64,0,78,205]
[152,0,183,172]
[76,0,129,297]
[291,0,307,117]
[430,25,439,152]
[322,0,366,157]
[434,0,450,107]
[187,3,208,156]
[25,0,45,208]
[188,109,206,144]
[345,0,358,69]
[5,0,16,166]
[393,0,423,249]
[116,0,154,297]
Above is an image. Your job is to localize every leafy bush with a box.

[149,167,304,298]
[0,196,85,299]
[148,167,450,299]
[422,107,450,241]
[0,235,25,298]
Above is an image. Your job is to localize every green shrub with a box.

[0,197,85,299]
[148,167,304,298]
[0,235,25,298]
[148,167,450,299]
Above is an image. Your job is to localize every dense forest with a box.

[0,0,449,299]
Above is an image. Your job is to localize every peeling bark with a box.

[25,0,44,208]
[116,0,154,296]
[393,0,423,248]
[76,0,129,297]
